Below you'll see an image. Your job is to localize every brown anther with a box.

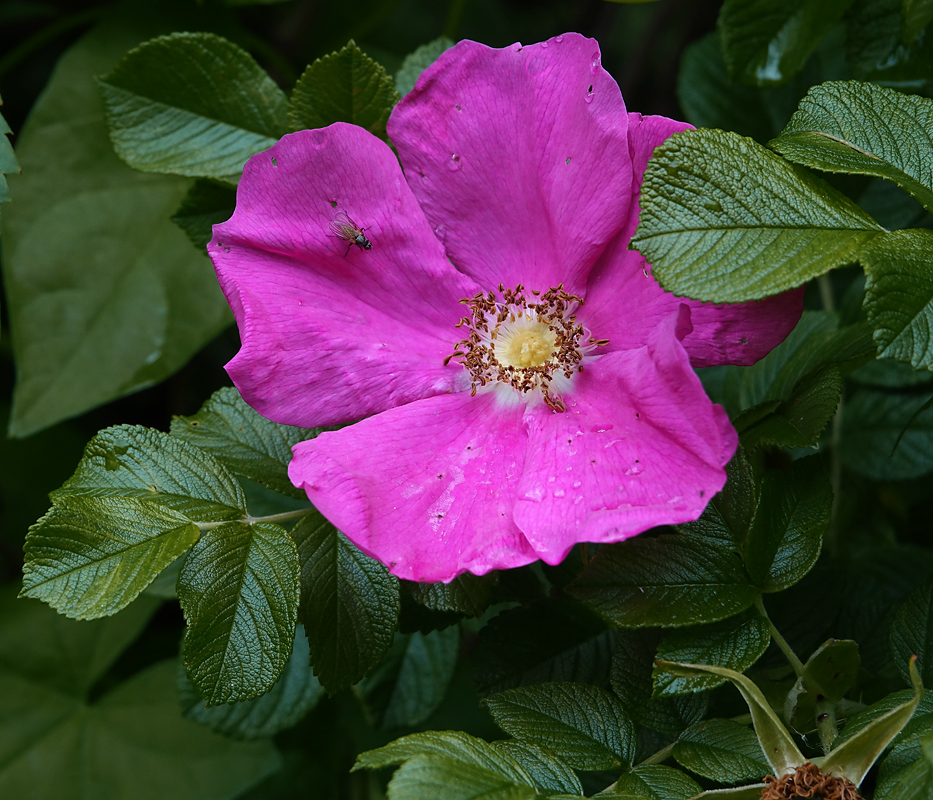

[761,763,862,800]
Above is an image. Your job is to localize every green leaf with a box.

[653,610,772,697]
[288,41,399,140]
[891,583,933,687]
[406,572,498,618]
[876,736,933,800]
[567,532,757,628]
[484,682,636,771]
[53,424,246,520]
[654,660,805,775]
[292,512,399,693]
[1,16,231,437]
[179,521,300,705]
[743,457,830,592]
[600,765,702,800]
[21,496,199,619]
[385,754,538,800]
[846,0,915,77]
[395,37,455,96]
[0,588,278,799]
[771,81,933,214]
[493,741,583,795]
[840,389,933,480]
[472,598,613,695]
[717,0,854,86]
[0,93,20,204]
[180,624,324,739]
[171,387,319,500]
[360,626,460,729]
[354,730,534,785]
[632,128,883,304]
[736,365,843,451]
[786,639,860,733]
[821,657,924,785]
[611,630,708,736]
[171,179,237,250]
[862,229,933,371]
[673,718,771,784]
[98,32,288,183]
[904,0,933,41]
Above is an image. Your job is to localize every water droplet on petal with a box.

[555,34,563,43]
[448,153,462,171]
[553,489,565,498]
[572,481,581,489]
[540,40,549,48]
[585,85,595,104]
[590,52,601,73]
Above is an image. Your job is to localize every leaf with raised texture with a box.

[891,583,933,687]
[395,37,454,96]
[54,424,246,521]
[179,521,300,706]
[654,610,771,697]
[772,81,933,213]
[673,718,771,784]
[289,41,399,140]
[567,531,756,628]
[862,229,933,371]
[292,512,399,693]
[98,32,288,183]
[386,754,539,800]
[22,496,199,619]
[171,387,319,500]
[743,457,830,592]
[599,765,703,800]
[0,587,279,799]
[717,0,854,86]
[171,179,237,250]
[484,682,636,771]
[493,741,582,795]
[2,16,231,438]
[180,625,324,739]
[633,128,882,304]
[406,572,498,618]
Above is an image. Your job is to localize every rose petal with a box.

[514,306,738,564]
[210,123,480,428]
[388,34,632,294]
[289,392,538,582]
[582,113,803,367]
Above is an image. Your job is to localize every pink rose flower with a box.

[209,34,803,583]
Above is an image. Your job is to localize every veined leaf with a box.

[673,718,771,784]
[0,92,20,203]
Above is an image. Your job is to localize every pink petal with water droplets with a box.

[210,123,479,428]
[514,306,737,564]
[289,392,537,583]
[389,34,632,295]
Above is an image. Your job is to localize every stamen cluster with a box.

[446,284,608,412]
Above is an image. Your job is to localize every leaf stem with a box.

[194,506,315,531]
[755,594,806,677]
[635,741,675,767]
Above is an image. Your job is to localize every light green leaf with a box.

[0,588,278,799]
[633,128,883,304]
[1,16,231,437]
[654,611,771,697]
[395,37,454,96]
[743,456,830,592]
[22,496,199,619]
[772,81,933,214]
[292,513,399,693]
[493,741,582,796]
[655,660,805,775]
[170,178,237,250]
[484,682,635,771]
[717,0,854,86]
[171,387,319,500]
[98,32,288,183]
[862,229,933,371]
[904,0,933,41]
[612,630,708,736]
[354,730,534,786]
[361,626,460,729]
[599,765,702,800]
[180,625,324,739]
[54,424,246,520]
[386,754,538,800]
[840,389,933,480]
[0,93,20,204]
[673,718,771,784]
[891,583,933,687]
[567,531,757,628]
[288,41,399,140]
[179,521,300,705]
